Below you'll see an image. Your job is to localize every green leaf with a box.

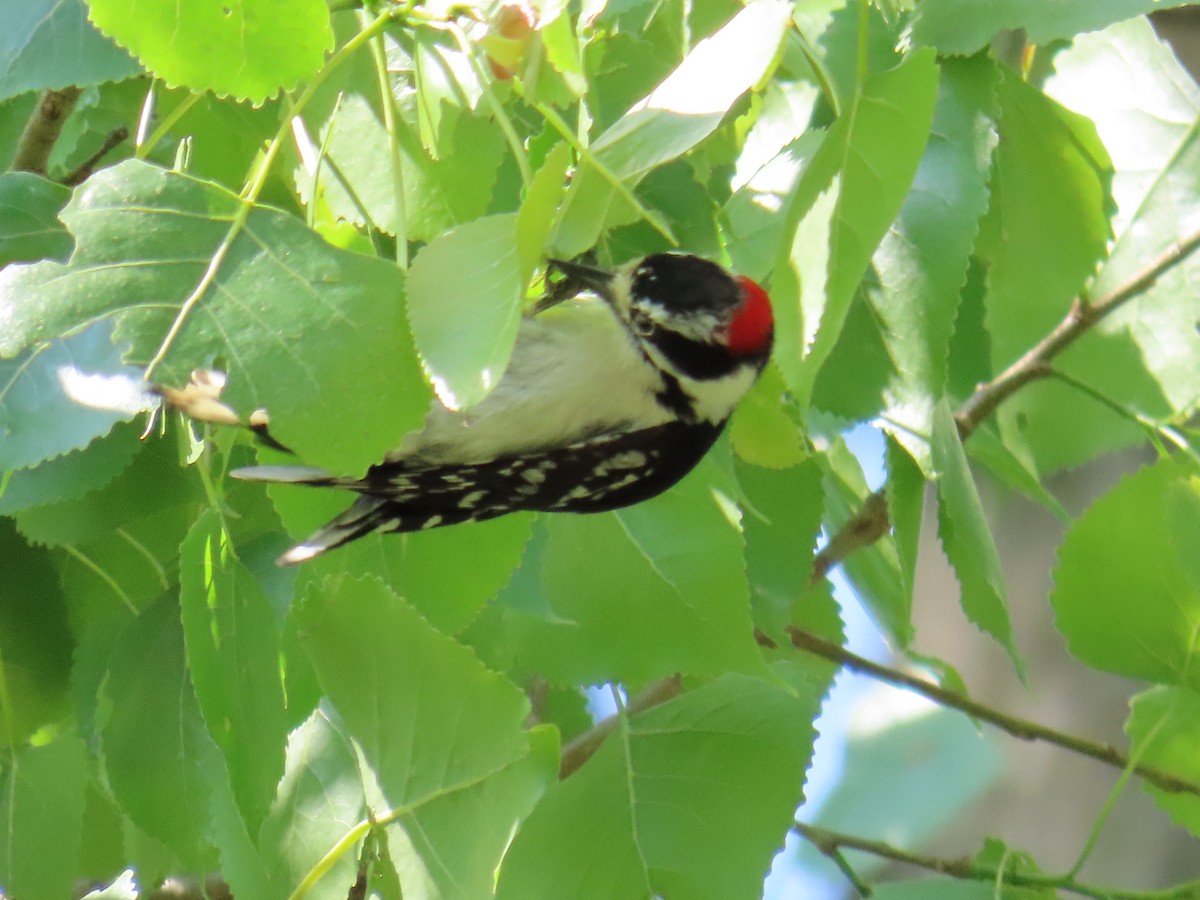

[931,400,1022,673]
[607,160,722,261]
[179,509,288,836]
[517,142,572,285]
[911,0,1200,56]
[498,672,820,900]
[0,735,89,900]
[101,594,221,869]
[0,320,141,470]
[553,0,792,254]
[1126,685,1200,839]
[0,522,73,747]
[1048,18,1200,240]
[0,159,429,473]
[292,512,535,635]
[964,422,1069,522]
[728,365,806,469]
[737,456,824,636]
[980,72,1112,366]
[0,420,141,515]
[775,49,940,407]
[379,725,558,900]
[13,432,199,549]
[87,0,332,103]
[976,71,1115,472]
[0,0,140,102]
[507,470,768,684]
[819,435,912,646]
[874,55,1000,470]
[295,574,552,897]
[0,172,72,267]
[406,213,523,409]
[1047,19,1200,428]
[295,42,505,243]
[211,710,365,900]
[296,574,530,803]
[724,130,822,282]
[591,0,790,179]
[1051,457,1200,687]
[885,435,925,610]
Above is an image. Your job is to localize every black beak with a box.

[538,258,616,312]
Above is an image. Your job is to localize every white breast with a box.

[393,298,670,465]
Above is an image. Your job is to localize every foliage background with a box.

[1,0,1200,898]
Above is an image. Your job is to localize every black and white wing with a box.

[233,420,721,564]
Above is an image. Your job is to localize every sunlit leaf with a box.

[0,0,139,101]
[179,509,288,835]
[87,0,332,102]
[911,0,1198,56]
[1052,457,1200,687]
[497,672,821,900]
[0,160,429,473]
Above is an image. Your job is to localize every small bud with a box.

[484,2,536,80]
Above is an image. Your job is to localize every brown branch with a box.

[814,227,1200,579]
[558,675,681,778]
[955,229,1200,435]
[793,821,1200,899]
[11,86,83,175]
[61,126,129,186]
[786,626,1200,798]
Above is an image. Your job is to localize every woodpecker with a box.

[234,252,774,564]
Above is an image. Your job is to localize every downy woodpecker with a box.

[234,252,774,564]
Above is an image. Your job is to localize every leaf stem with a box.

[136,91,202,161]
[790,28,841,118]
[364,12,410,267]
[142,7,402,379]
[855,0,870,89]
[522,93,678,246]
[62,546,138,614]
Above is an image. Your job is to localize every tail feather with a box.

[278,495,390,565]
[231,465,360,489]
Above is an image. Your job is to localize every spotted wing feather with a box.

[249,421,722,564]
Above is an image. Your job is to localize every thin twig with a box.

[955,229,1200,435]
[11,86,82,175]
[793,821,1200,899]
[558,675,681,778]
[785,626,1200,798]
[61,126,129,186]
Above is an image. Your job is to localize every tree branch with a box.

[61,126,129,186]
[813,226,1200,579]
[793,821,1200,899]
[786,626,1200,798]
[955,230,1200,434]
[11,86,82,175]
[558,675,681,778]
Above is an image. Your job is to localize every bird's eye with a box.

[631,310,655,337]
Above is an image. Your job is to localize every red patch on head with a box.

[724,276,774,356]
